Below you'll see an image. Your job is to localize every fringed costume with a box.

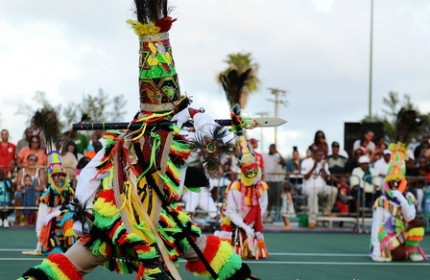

[22,137,77,255]
[214,69,269,260]
[19,1,262,280]
[370,142,426,262]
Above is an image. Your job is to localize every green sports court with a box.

[1,228,429,280]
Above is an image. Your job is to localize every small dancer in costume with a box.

[214,69,269,259]
[370,142,426,262]
[22,147,77,255]
[18,1,263,280]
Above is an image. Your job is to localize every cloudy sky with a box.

[1,0,430,157]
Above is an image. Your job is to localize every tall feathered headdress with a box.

[127,0,183,113]
[221,69,259,186]
[34,108,69,193]
[395,108,422,143]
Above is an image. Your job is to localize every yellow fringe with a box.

[126,20,160,36]
[42,259,71,280]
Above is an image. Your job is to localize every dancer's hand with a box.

[42,210,62,226]
[242,224,255,238]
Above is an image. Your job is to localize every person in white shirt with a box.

[352,130,376,153]
[301,149,337,228]
[373,149,391,187]
[262,144,286,222]
[350,155,381,214]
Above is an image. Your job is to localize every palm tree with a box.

[217,52,260,109]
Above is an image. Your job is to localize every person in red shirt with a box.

[0,129,16,178]
[250,138,265,173]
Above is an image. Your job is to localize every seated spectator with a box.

[14,154,46,225]
[301,148,337,229]
[336,176,350,216]
[348,148,364,174]
[373,149,391,187]
[0,170,12,228]
[16,136,47,168]
[325,141,349,186]
[19,174,38,226]
[352,130,376,154]
[350,155,381,214]
[414,133,430,161]
[372,136,387,161]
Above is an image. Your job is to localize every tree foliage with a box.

[16,89,127,134]
[362,91,429,144]
[217,52,260,109]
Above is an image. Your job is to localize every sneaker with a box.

[308,223,316,229]
[263,216,273,224]
[410,254,424,262]
[280,226,292,230]
[3,219,9,228]
[372,256,391,262]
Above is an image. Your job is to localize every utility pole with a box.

[255,112,270,153]
[266,88,288,145]
[368,0,374,121]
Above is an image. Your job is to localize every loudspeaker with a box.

[344,122,384,158]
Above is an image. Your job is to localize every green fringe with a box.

[93,212,121,230]
[217,253,243,280]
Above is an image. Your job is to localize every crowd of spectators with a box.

[2,123,430,230]
[0,124,105,228]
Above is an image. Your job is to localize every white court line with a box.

[270,253,368,256]
[0,249,34,251]
[1,258,430,266]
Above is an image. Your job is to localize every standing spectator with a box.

[406,156,428,213]
[286,146,302,174]
[325,141,349,186]
[16,136,47,168]
[0,129,16,178]
[0,170,12,228]
[280,181,295,230]
[18,174,38,226]
[84,141,103,160]
[71,131,89,159]
[414,133,430,162]
[16,127,33,156]
[249,138,265,173]
[262,144,286,222]
[373,149,391,187]
[350,155,381,214]
[353,130,376,154]
[30,117,45,149]
[301,149,337,228]
[14,154,46,225]
[66,140,79,160]
[311,130,329,157]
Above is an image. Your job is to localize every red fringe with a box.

[97,189,116,204]
[48,253,83,280]
[156,17,177,33]
[185,235,220,273]
[136,263,145,280]
[108,220,122,239]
